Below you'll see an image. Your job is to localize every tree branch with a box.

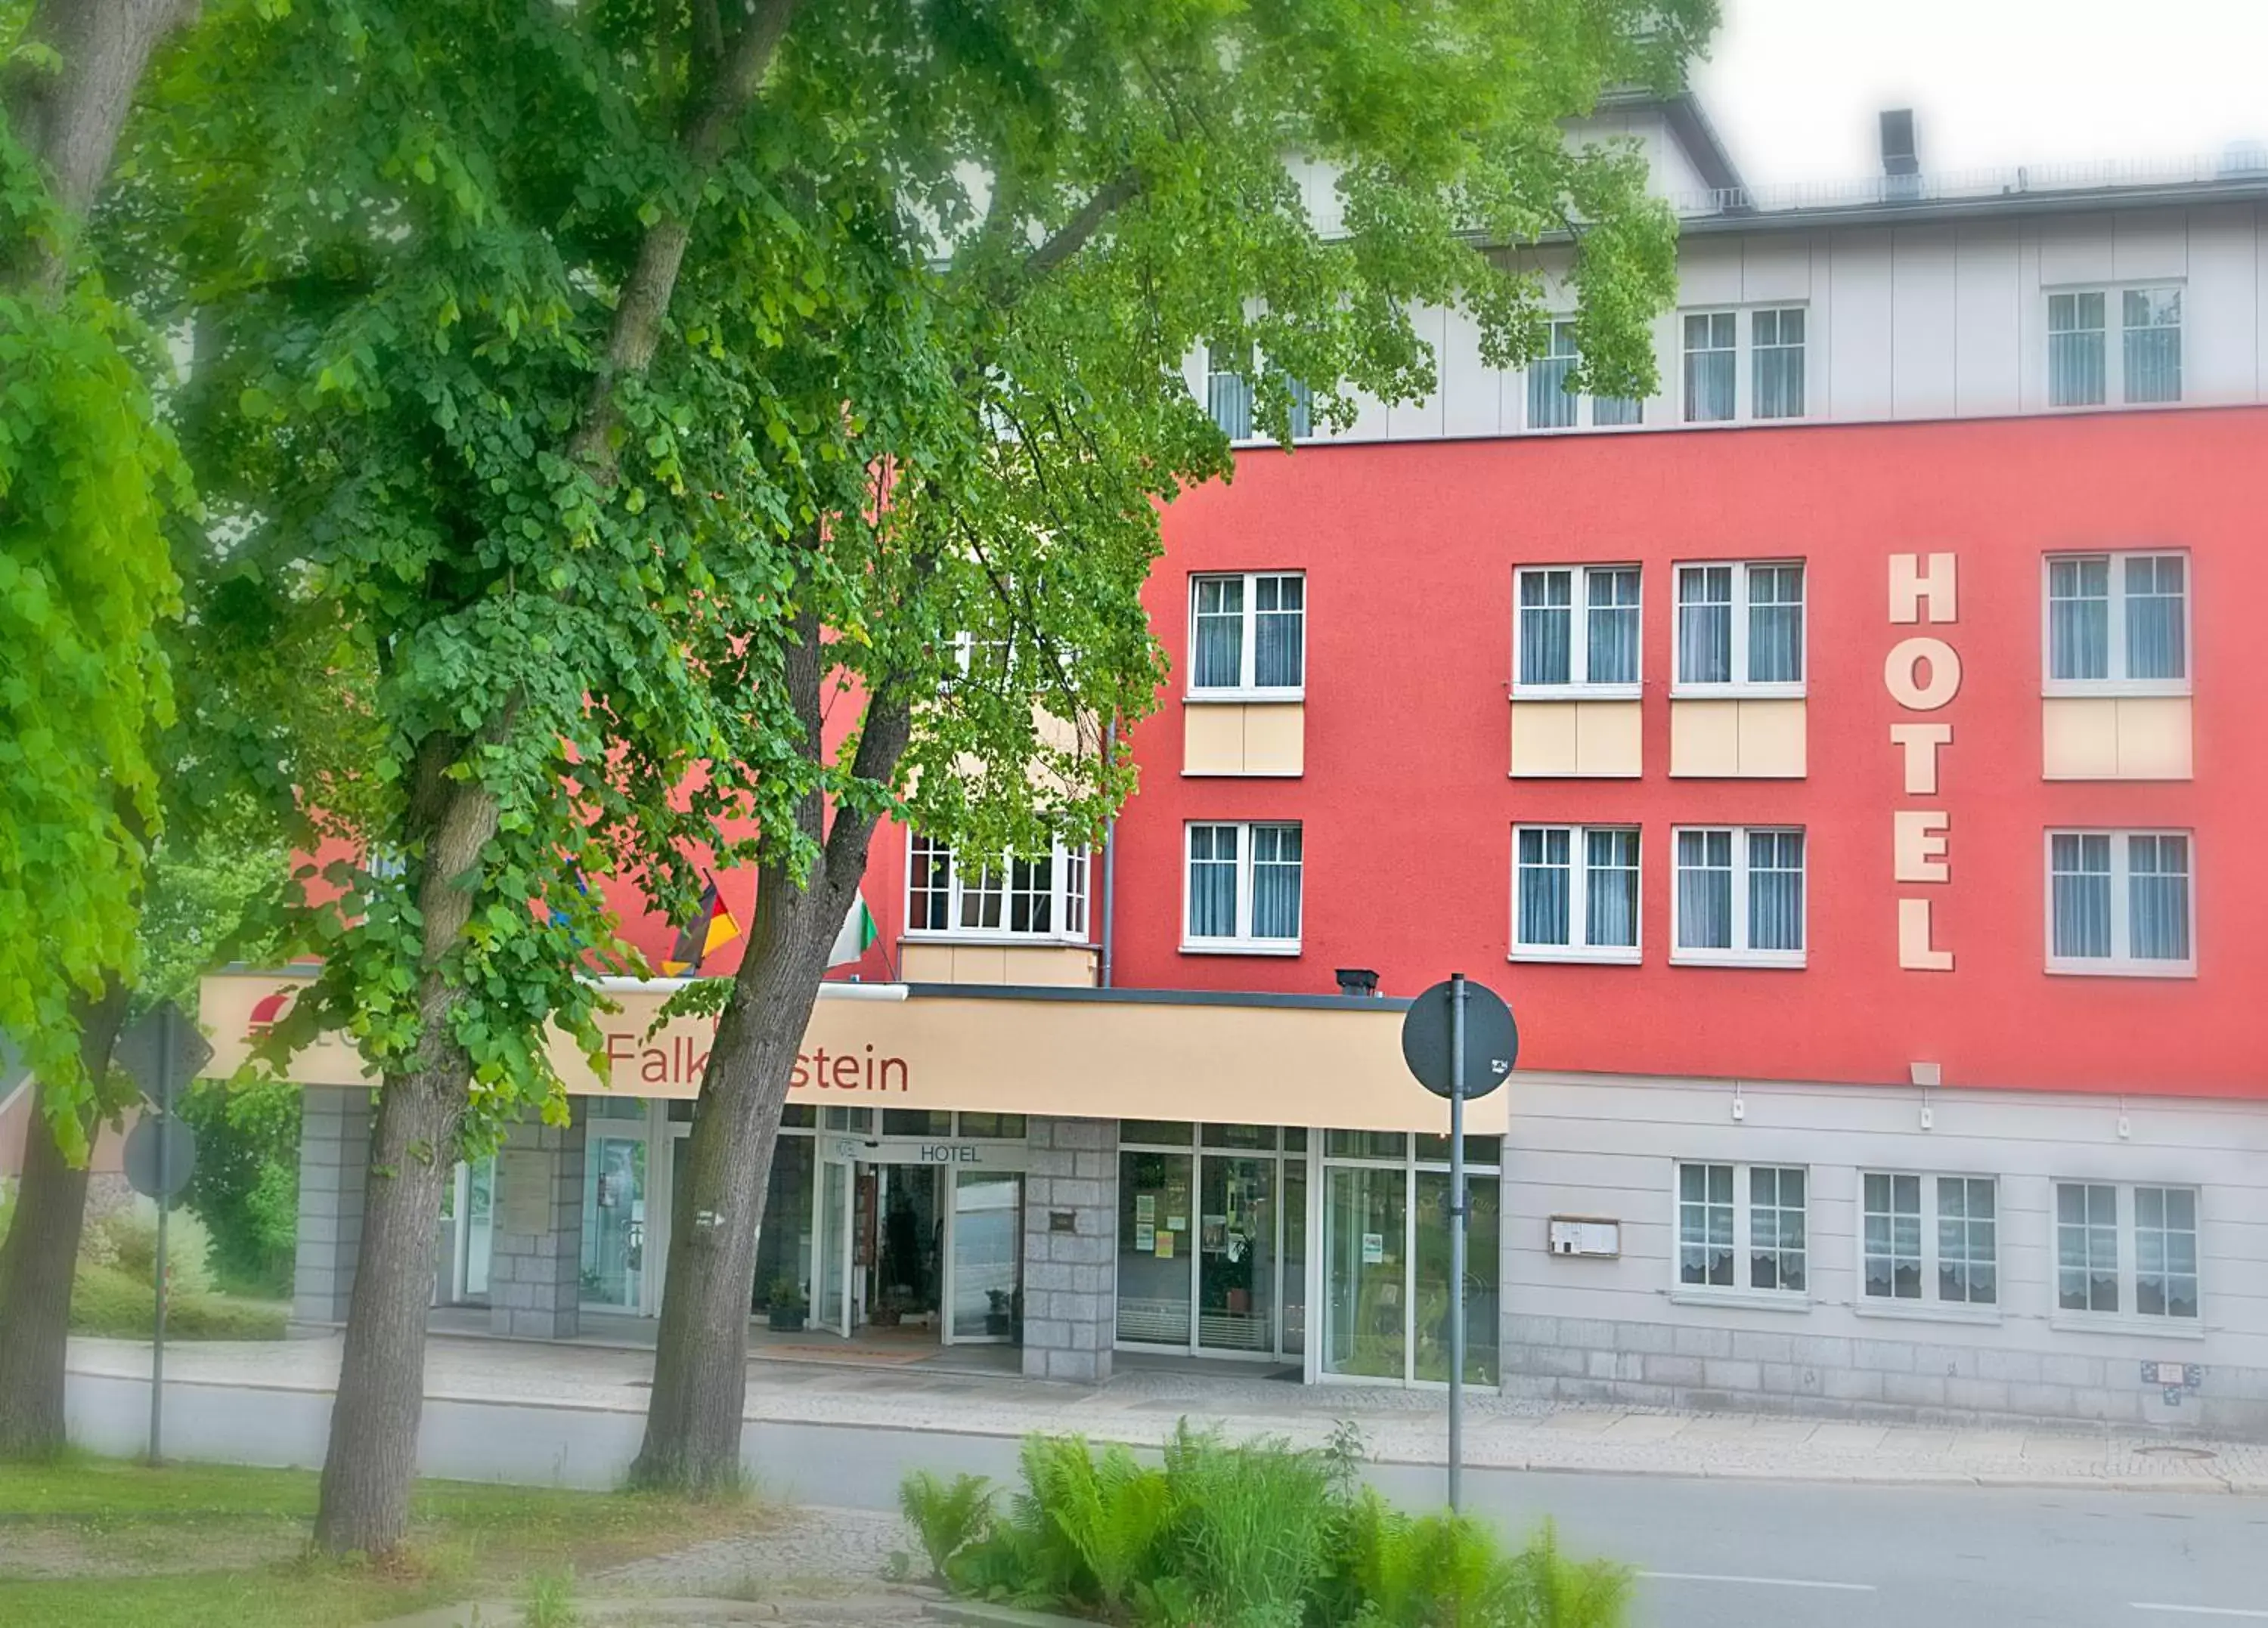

[1014,167,1143,289]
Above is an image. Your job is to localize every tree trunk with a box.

[634,616,912,1491]
[312,759,497,1555]
[628,859,845,1491]
[0,983,130,1459]
[0,0,200,291]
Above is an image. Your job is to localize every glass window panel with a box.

[1120,1119,1194,1146]
[1749,1165,1807,1292]
[2135,1184,2199,1319]
[1584,827,1641,949]
[1863,1172,1923,1300]
[1517,569,1574,686]
[1585,567,1641,686]
[1415,1171,1498,1383]
[1683,311,1736,422]
[1207,363,1253,438]
[954,1113,1027,1141]
[1201,1122,1278,1150]
[1527,320,1579,429]
[1677,565,1734,684]
[882,1110,954,1137]
[2056,1182,2120,1313]
[1187,824,1240,939]
[2122,287,2182,404]
[1678,1162,1736,1288]
[1198,1155,1278,1352]
[2050,833,2115,960]
[1414,1134,1502,1165]
[1324,1163,1408,1379]
[1747,830,1805,953]
[1117,1150,1194,1345]
[2124,554,2187,680]
[2127,834,2191,962]
[1938,1177,1997,1305]
[1253,573,1304,689]
[750,1133,816,1315]
[1746,564,1805,684]
[1250,823,1303,941]
[2048,556,2112,682]
[1676,829,1734,950]
[1753,306,1805,419]
[1325,1129,1407,1160]
[1515,825,1572,948]
[1191,576,1245,689]
[2049,291,2107,407]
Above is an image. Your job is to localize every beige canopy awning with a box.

[198,971,1505,1137]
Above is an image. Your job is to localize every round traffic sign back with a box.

[1399,978,1518,1100]
[123,1114,197,1202]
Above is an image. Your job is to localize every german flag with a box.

[662,877,741,975]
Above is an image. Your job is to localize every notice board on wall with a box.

[497,1150,551,1236]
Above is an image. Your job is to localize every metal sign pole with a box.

[149,1008,170,1467]
[1448,971,1467,1513]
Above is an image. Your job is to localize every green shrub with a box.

[70,1261,288,1339]
[88,1199,217,1297]
[899,1469,995,1582]
[906,1425,1632,1628]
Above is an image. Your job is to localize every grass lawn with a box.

[0,1453,762,1627]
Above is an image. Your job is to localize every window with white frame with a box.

[1514,565,1641,692]
[1512,825,1641,961]
[1204,349,1313,441]
[906,834,1090,941]
[1189,572,1304,695]
[1673,827,1805,965]
[1677,1162,1807,1295]
[2048,286,2183,407]
[2056,1181,2199,1320]
[1752,307,1806,419]
[1861,1174,1998,1308]
[1526,318,1642,431]
[2046,830,2193,974]
[1682,311,1736,422]
[2044,552,2189,692]
[1185,821,1302,949]
[1675,561,1804,691]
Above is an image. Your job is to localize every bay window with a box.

[906,834,1090,941]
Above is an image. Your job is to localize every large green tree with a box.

[629,0,1715,1490]
[163,0,1709,1549]
[0,0,209,1461]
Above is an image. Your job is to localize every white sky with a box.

[1693,0,2268,187]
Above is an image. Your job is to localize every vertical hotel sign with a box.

[1886,554,1958,969]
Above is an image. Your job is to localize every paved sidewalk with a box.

[67,1332,2268,1493]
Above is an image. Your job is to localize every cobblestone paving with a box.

[68,1333,2268,1492]
[597,1503,909,1595]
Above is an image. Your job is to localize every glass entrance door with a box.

[947,1171,1024,1343]
[812,1150,854,1335]
[1198,1156,1275,1353]
[580,1134,648,1311]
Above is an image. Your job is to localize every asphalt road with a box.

[68,1374,2268,1626]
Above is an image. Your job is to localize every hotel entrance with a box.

[807,1109,1029,1346]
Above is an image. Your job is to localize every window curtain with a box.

[1249,824,1303,939]
[2124,555,2186,680]
[1208,367,1253,438]
[1938,1178,1997,1305]
[1675,829,1733,949]
[1191,577,1244,689]
[1585,568,1641,685]
[2050,833,2112,958]
[1678,1164,1734,1287]
[1515,828,1571,946]
[1284,376,1314,440]
[1682,312,1735,422]
[2127,834,2189,961]
[1747,830,1805,952]
[1526,322,1579,429]
[1677,566,1733,685]
[1517,571,1573,685]
[1584,828,1639,949]
[1187,825,1239,938]
[1752,308,1805,419]
[1253,574,1304,688]
[2135,1187,2198,1318]
[1591,392,1642,426]
[2048,292,2107,407]
[2056,1183,2119,1313]
[2122,289,2182,404]
[1746,565,1805,684]
[2048,557,2110,681]
[1863,1172,1923,1300]
[1748,1167,1805,1292]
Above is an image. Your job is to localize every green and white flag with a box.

[827,890,878,967]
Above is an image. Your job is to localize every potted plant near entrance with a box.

[766,1276,807,1332]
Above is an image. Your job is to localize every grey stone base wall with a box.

[1021,1116,1118,1384]
[1502,1314,2268,1438]
[292,1086,373,1325]
[487,1111,587,1340]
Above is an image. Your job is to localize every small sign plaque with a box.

[496,1150,551,1236]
